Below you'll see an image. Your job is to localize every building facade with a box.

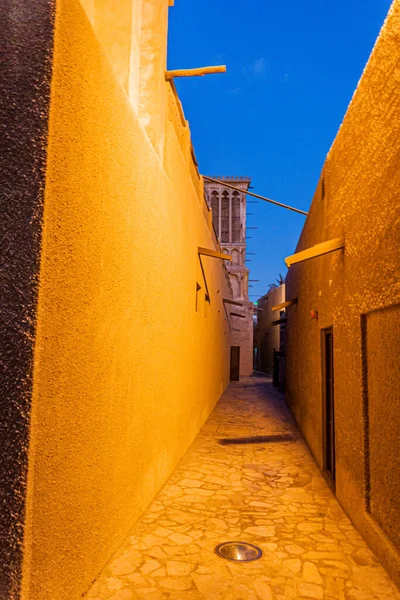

[205,177,254,377]
[285,0,400,587]
[1,2,233,599]
[254,284,286,376]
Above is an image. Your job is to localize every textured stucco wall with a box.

[366,305,400,550]
[255,285,285,374]
[20,1,232,599]
[0,2,55,598]
[231,304,254,377]
[285,0,400,586]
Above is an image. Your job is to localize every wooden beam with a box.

[230,312,246,319]
[223,301,231,331]
[198,247,232,261]
[271,298,297,312]
[285,237,345,268]
[223,298,243,307]
[203,175,308,216]
[270,317,288,327]
[166,66,226,80]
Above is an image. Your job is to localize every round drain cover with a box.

[214,541,262,562]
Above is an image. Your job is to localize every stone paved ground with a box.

[85,377,400,600]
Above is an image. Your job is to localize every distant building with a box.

[205,177,254,377]
[254,284,286,379]
[285,1,400,587]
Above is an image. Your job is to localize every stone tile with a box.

[166,560,195,576]
[297,522,323,534]
[127,573,149,587]
[302,562,323,584]
[244,525,275,537]
[254,576,274,600]
[84,378,400,600]
[153,527,174,538]
[168,532,192,545]
[284,559,302,574]
[285,544,306,555]
[206,518,228,532]
[151,568,167,577]
[110,551,143,576]
[142,535,168,548]
[192,573,230,598]
[140,560,161,575]
[145,547,167,561]
[134,589,164,600]
[298,582,324,599]
[181,479,204,488]
[108,591,135,600]
[159,577,193,590]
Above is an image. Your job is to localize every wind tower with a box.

[204,176,254,377]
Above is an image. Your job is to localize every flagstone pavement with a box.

[85,377,400,600]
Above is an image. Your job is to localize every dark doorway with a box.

[230,346,240,381]
[272,349,285,389]
[322,328,335,484]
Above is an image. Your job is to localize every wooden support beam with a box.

[223,301,231,331]
[271,298,298,312]
[285,237,345,268]
[230,312,246,319]
[203,175,308,216]
[223,299,243,307]
[270,317,288,327]
[198,247,232,261]
[166,66,226,80]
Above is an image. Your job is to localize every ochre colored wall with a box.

[231,305,254,377]
[255,285,285,374]
[21,1,232,599]
[366,305,400,550]
[285,0,400,586]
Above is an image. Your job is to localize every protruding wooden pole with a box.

[271,298,298,312]
[285,237,345,268]
[198,247,232,261]
[165,66,226,80]
[203,175,308,216]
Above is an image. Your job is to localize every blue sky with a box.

[168,0,392,299]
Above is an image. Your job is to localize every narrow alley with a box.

[86,379,399,600]
[2,1,400,598]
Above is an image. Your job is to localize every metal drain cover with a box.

[214,541,262,562]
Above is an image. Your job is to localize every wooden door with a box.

[323,328,336,484]
[230,346,240,381]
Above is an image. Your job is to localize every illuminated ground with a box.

[86,377,399,600]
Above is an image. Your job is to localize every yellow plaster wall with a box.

[255,285,285,375]
[21,1,232,598]
[138,0,169,157]
[285,0,400,585]
[91,0,134,93]
[231,308,254,377]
